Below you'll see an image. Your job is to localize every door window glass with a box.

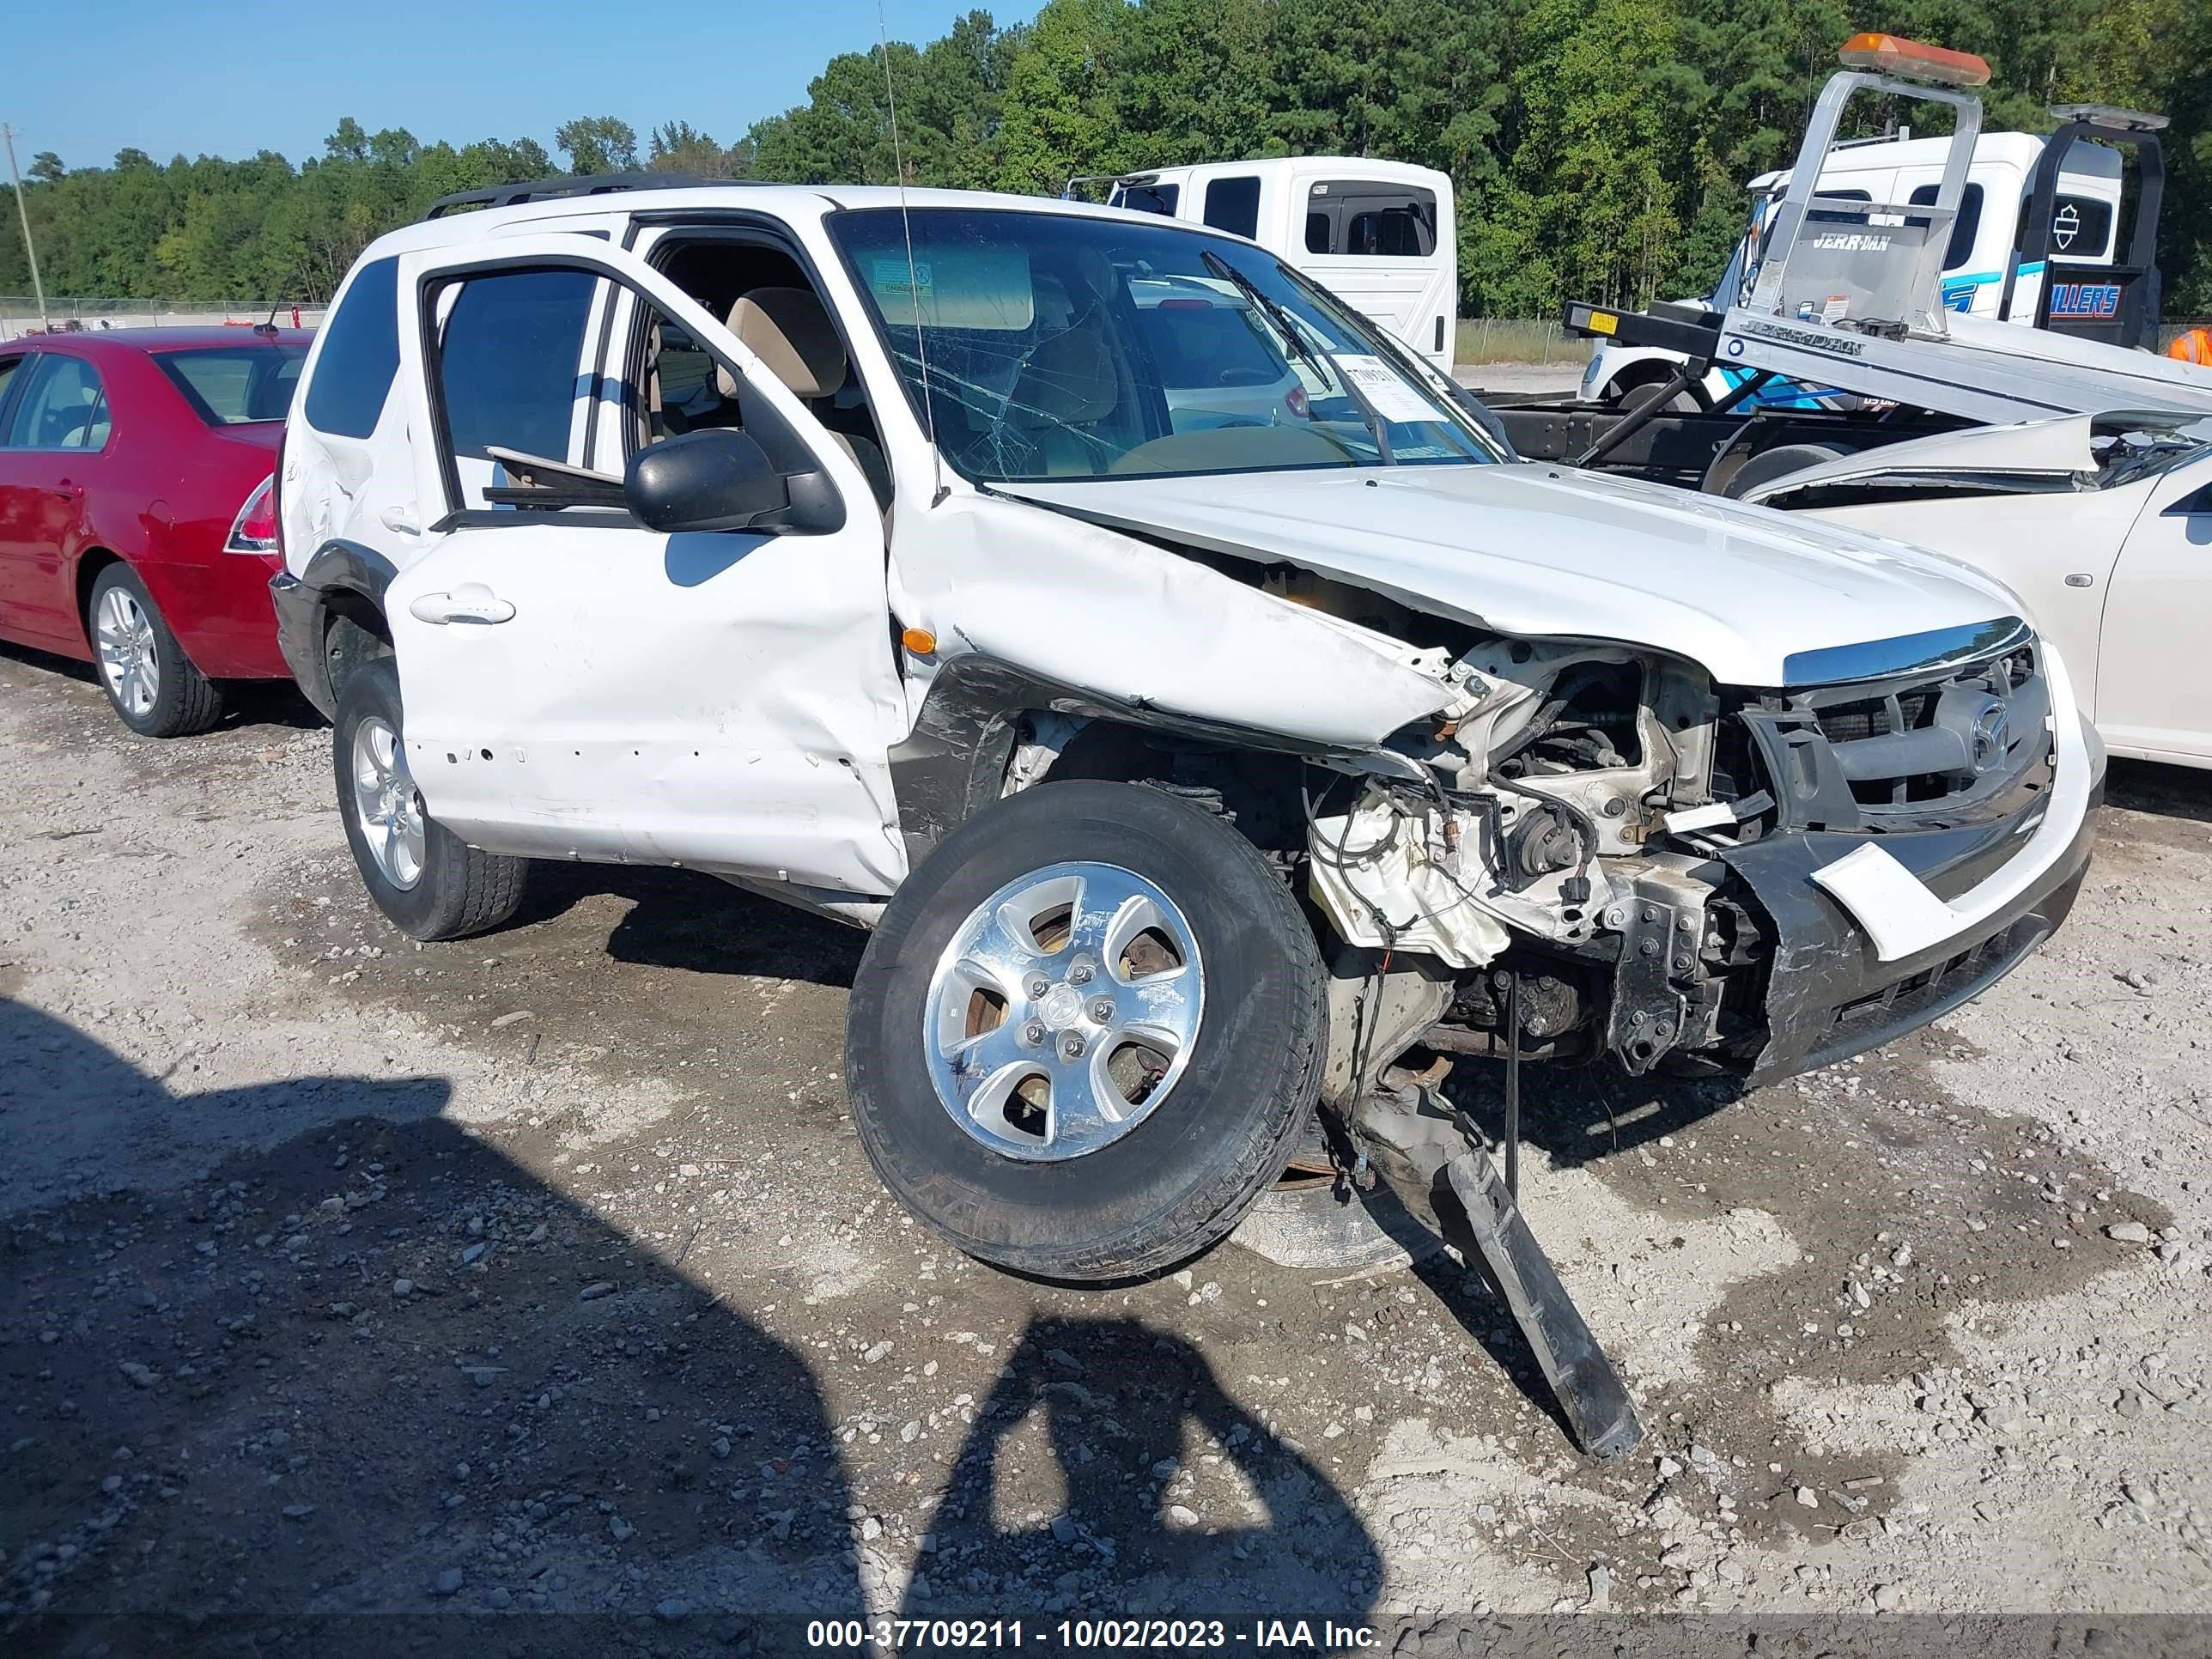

[0,356,22,428]
[5,356,109,449]
[1200,175,1261,240]
[435,269,599,465]
[302,256,400,439]
[1804,187,1870,225]
[1906,182,1986,270]
[1305,212,1331,253]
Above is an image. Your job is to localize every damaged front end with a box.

[1303,611,2099,1103]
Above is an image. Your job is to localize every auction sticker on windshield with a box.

[1330,354,1449,425]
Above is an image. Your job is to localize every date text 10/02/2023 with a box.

[805,1619,1381,1650]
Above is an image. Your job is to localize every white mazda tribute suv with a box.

[273,176,2100,1284]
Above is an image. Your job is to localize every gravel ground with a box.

[3,640,2211,1645]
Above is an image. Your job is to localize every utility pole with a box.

[2,124,51,336]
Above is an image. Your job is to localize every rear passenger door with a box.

[382,234,908,894]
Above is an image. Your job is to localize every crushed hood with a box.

[1744,410,2212,504]
[1002,462,2021,686]
[1749,416,2102,493]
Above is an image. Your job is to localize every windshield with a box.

[829,206,1499,483]
[2092,411,2212,488]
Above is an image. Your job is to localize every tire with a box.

[332,656,527,941]
[1617,378,1694,415]
[87,563,222,738]
[845,780,1326,1283]
[1714,441,1845,501]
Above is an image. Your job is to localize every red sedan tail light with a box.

[225,475,279,555]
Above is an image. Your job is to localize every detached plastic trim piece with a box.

[1810,841,1968,962]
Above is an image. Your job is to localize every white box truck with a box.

[1090,157,1458,373]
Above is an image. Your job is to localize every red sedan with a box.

[0,327,311,736]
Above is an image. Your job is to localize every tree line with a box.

[3,0,2206,317]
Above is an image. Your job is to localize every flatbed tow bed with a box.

[1486,37,2212,495]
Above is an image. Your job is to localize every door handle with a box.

[380,506,422,536]
[409,585,515,626]
[46,482,81,499]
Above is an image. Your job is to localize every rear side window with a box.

[434,269,598,463]
[1112,181,1180,216]
[1201,175,1261,240]
[155,347,308,425]
[4,355,109,449]
[2045,194,2117,262]
[304,256,401,439]
[1306,183,1438,257]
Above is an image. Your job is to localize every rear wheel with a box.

[844,780,1325,1282]
[1618,378,1695,414]
[333,656,527,940]
[88,564,222,738]
[1714,441,1845,500]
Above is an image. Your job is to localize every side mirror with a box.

[624,428,789,533]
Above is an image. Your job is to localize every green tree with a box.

[0,0,2203,320]
[997,0,1129,192]
[554,116,639,175]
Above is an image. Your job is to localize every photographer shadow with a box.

[906,1316,1381,1623]
[0,997,864,1658]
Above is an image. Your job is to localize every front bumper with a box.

[1705,631,2104,1085]
[1718,779,2098,1084]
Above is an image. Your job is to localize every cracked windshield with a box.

[830,206,1499,481]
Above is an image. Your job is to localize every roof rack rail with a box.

[422,172,750,219]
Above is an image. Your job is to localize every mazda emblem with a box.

[1969,699,2010,772]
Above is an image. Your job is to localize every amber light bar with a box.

[1838,33,1991,89]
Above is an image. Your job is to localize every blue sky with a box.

[6,1,1043,171]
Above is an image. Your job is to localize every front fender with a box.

[891,495,1457,752]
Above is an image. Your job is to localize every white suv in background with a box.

[272,174,2099,1285]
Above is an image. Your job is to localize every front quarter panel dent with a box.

[893,496,1457,752]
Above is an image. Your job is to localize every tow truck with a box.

[1486,33,2212,497]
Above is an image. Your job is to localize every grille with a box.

[1812,688,1938,747]
[1800,641,2047,815]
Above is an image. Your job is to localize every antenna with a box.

[877,3,948,506]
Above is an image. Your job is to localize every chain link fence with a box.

[7,293,2204,368]
[1456,319,1575,366]
[0,296,326,340]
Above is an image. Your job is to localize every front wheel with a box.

[844,780,1326,1282]
[333,656,527,940]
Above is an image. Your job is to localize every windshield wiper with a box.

[1197,250,1394,460]
[1200,251,1326,385]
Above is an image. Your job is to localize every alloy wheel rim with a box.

[94,586,161,718]
[923,860,1206,1162]
[349,715,427,890]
